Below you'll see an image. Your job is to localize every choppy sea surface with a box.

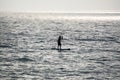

[0,13,120,80]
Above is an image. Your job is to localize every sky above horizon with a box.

[0,0,120,13]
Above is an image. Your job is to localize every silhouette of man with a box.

[57,35,63,50]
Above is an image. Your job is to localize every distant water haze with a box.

[1,12,120,20]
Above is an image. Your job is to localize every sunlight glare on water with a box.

[0,13,120,80]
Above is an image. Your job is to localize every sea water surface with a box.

[0,13,120,80]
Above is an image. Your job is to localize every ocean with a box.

[0,13,120,80]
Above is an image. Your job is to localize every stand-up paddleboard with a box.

[51,48,70,51]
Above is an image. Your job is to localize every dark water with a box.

[0,13,120,80]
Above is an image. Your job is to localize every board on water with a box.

[51,48,71,51]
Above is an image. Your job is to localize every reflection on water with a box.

[0,13,120,80]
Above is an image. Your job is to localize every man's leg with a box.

[60,45,61,51]
[58,45,60,50]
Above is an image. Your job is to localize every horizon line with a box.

[0,11,120,14]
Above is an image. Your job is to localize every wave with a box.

[0,44,12,48]
[15,57,34,62]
